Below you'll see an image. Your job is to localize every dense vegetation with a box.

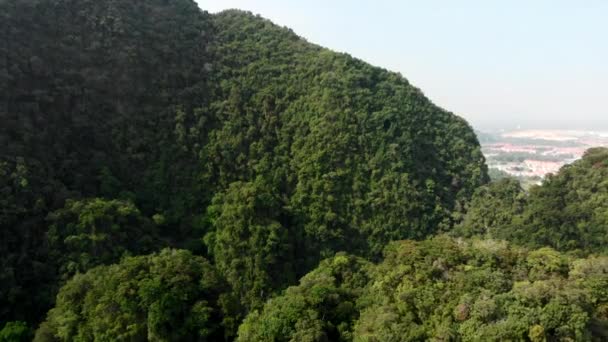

[2,0,608,340]
[35,249,230,341]
[458,147,608,253]
[238,236,608,341]
[1,0,486,334]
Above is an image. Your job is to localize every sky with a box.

[197,0,608,131]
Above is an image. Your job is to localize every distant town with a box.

[478,129,608,187]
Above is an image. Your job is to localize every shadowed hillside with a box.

[1,0,489,338]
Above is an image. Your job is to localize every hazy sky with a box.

[197,0,607,130]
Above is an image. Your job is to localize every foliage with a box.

[454,178,526,237]
[458,147,608,253]
[237,253,372,342]
[0,0,213,324]
[353,237,604,341]
[205,180,296,316]
[1,0,487,329]
[47,198,160,280]
[240,236,608,341]
[3,0,608,339]
[0,321,30,342]
[35,249,230,341]
[0,158,54,325]
[516,147,608,252]
[202,11,488,298]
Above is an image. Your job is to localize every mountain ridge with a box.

[1,0,487,338]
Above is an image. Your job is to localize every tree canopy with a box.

[35,249,230,342]
[458,147,608,253]
[237,253,372,341]
[239,236,608,341]
[46,198,161,280]
[5,0,608,341]
[1,0,487,330]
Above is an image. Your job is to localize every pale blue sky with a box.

[197,0,607,130]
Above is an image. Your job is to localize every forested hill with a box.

[456,147,608,253]
[1,0,488,339]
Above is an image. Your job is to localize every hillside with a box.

[4,1,608,341]
[456,147,608,253]
[0,0,487,335]
[237,236,608,341]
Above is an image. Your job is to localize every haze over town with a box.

[479,129,608,185]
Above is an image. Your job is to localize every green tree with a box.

[2,0,488,330]
[454,178,526,238]
[36,249,230,341]
[456,148,608,254]
[237,253,372,342]
[0,321,30,342]
[206,180,295,316]
[235,236,608,341]
[47,198,160,280]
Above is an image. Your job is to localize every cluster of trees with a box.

[1,0,215,328]
[33,236,608,341]
[3,0,608,340]
[1,0,486,337]
[35,249,230,341]
[239,236,608,341]
[457,147,608,253]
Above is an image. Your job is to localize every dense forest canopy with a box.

[457,147,608,254]
[2,0,608,340]
[35,249,229,341]
[1,0,485,332]
[238,236,608,341]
